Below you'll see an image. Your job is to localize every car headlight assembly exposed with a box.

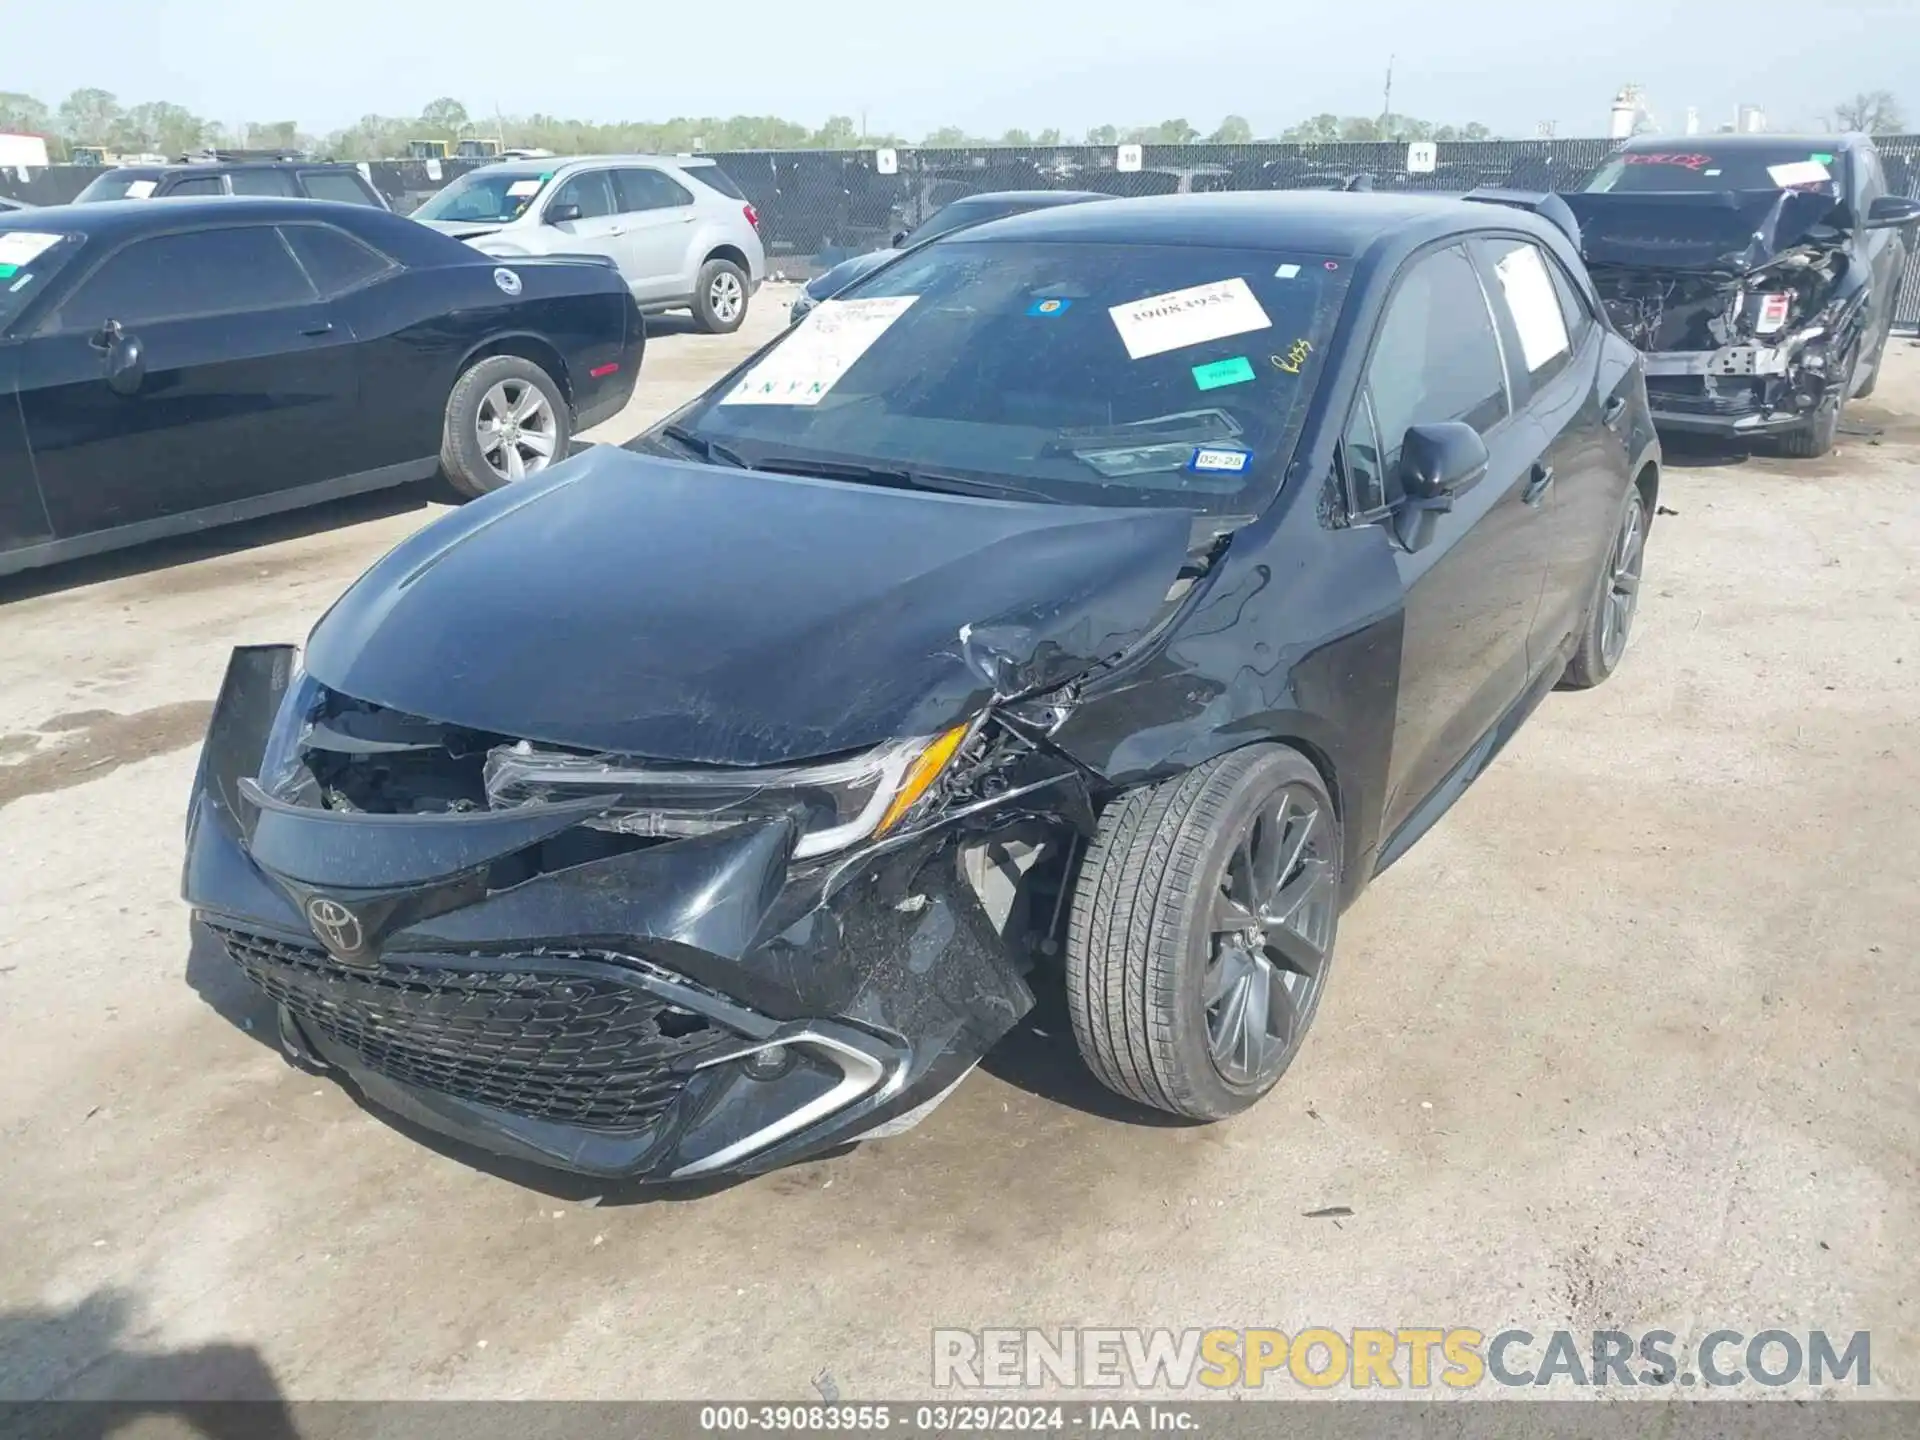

[483,720,975,859]
[255,656,325,801]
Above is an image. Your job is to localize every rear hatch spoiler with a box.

[1461,188,1583,248]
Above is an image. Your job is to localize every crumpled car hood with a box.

[1561,189,1844,273]
[302,448,1192,766]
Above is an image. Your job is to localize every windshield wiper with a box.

[660,424,751,469]
[750,456,1057,503]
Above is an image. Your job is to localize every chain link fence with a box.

[4,138,1917,328]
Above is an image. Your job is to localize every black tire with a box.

[1065,745,1340,1121]
[1774,392,1841,459]
[1562,482,1648,690]
[692,257,750,334]
[439,354,571,500]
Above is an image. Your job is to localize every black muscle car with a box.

[0,197,642,578]
[1566,133,1919,456]
[186,192,1660,1185]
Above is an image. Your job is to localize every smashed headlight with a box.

[483,721,974,859]
[254,658,325,800]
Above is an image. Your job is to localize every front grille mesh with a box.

[211,926,733,1131]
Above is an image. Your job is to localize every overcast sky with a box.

[11,0,1916,138]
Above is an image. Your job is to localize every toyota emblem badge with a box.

[304,896,368,961]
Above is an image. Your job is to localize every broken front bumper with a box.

[1640,329,1846,436]
[183,647,1035,1182]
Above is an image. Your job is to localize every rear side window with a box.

[50,226,315,331]
[1485,238,1573,388]
[1544,254,1592,343]
[1365,243,1510,471]
[615,168,694,213]
[229,169,296,197]
[299,170,381,206]
[166,175,226,197]
[280,224,396,297]
[690,165,746,200]
[549,170,616,221]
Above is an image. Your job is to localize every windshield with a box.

[1583,146,1843,194]
[414,169,549,223]
[658,239,1351,515]
[0,230,82,330]
[74,172,161,203]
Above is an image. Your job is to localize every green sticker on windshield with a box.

[0,265,16,281]
[1811,152,1834,164]
[1192,355,1256,391]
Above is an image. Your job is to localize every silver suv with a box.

[414,155,766,333]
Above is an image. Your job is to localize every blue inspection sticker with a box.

[1027,297,1072,317]
[1189,446,1252,475]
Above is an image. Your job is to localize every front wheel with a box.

[1774,391,1842,459]
[1065,745,1341,1121]
[440,354,571,499]
[692,258,749,334]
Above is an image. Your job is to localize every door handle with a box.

[300,322,334,337]
[1523,463,1555,506]
[608,225,627,236]
[1603,394,1628,428]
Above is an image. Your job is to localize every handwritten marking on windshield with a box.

[1273,338,1314,376]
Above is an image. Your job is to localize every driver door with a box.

[14,224,358,539]
[1357,242,1557,846]
[540,168,630,275]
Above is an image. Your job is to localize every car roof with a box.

[0,195,392,242]
[97,160,355,176]
[943,189,1110,210]
[469,154,715,176]
[1618,132,1864,152]
[961,190,1549,258]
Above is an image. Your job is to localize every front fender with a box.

[1047,520,1404,906]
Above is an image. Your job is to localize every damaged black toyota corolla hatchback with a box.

[185,192,1660,1184]
[1566,132,1919,457]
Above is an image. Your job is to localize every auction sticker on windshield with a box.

[1767,160,1830,188]
[1109,277,1272,360]
[0,233,63,267]
[722,295,919,406]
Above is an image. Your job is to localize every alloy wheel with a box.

[1599,492,1646,669]
[1203,783,1337,1086]
[709,271,744,325]
[475,379,558,483]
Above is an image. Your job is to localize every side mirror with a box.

[1865,195,1920,229]
[1393,422,1487,551]
[93,321,146,395]
[547,202,582,224]
[891,230,909,247]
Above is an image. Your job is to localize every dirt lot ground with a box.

[2,291,1916,1403]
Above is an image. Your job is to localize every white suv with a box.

[414,155,766,333]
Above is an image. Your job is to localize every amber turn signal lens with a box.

[874,722,972,836]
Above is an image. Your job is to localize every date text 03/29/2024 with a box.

[697,1404,1199,1433]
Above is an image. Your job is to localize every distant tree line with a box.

[0,87,1907,163]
